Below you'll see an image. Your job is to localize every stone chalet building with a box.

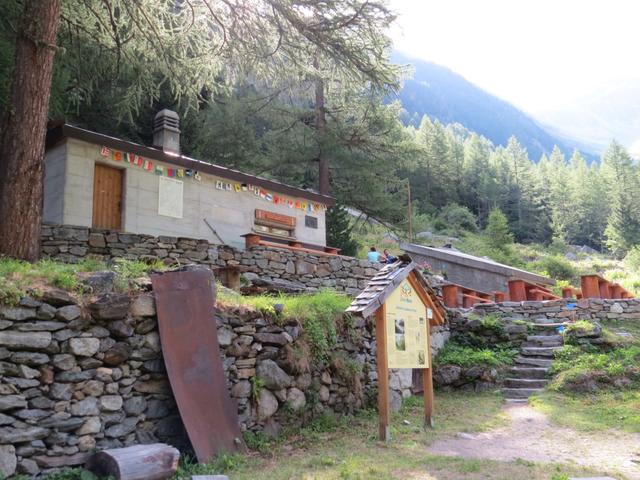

[44,110,334,251]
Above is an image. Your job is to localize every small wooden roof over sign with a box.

[346,256,446,325]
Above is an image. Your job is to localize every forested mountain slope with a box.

[392,52,593,161]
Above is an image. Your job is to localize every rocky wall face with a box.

[0,277,416,478]
[40,225,382,295]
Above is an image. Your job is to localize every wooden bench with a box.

[508,278,560,301]
[242,233,340,256]
[561,286,583,299]
[441,282,494,308]
[580,274,633,299]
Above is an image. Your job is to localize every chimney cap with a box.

[154,109,179,121]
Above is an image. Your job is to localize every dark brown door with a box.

[92,163,123,230]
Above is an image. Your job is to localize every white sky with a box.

[388,0,640,113]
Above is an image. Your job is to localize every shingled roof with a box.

[346,256,446,322]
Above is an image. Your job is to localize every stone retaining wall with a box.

[465,297,640,322]
[41,224,381,295]
[0,271,439,478]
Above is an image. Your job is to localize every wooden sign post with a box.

[347,259,445,442]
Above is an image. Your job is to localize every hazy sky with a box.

[389,0,640,113]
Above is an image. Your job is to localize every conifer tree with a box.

[326,204,359,257]
[485,208,513,250]
[602,141,640,256]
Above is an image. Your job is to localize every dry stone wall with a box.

[41,224,381,295]
[0,272,420,478]
[465,297,640,323]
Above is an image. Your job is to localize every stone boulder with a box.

[0,444,16,477]
[257,389,279,420]
[286,388,306,411]
[433,364,462,386]
[41,289,76,307]
[256,359,292,390]
[88,294,131,321]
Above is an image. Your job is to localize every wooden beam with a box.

[581,275,601,299]
[508,279,527,302]
[441,284,459,308]
[375,304,390,442]
[423,319,434,428]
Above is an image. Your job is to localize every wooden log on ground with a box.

[86,443,180,480]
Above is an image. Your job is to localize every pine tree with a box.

[602,141,640,256]
[326,205,359,257]
[485,208,514,250]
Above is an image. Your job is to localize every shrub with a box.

[533,255,576,280]
[434,342,516,368]
[550,344,640,391]
[436,204,478,235]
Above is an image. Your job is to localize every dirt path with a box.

[427,403,640,479]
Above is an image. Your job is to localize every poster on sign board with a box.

[385,279,429,369]
[158,176,184,219]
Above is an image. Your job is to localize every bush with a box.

[435,342,516,368]
[533,255,576,280]
[550,344,640,391]
[435,204,478,235]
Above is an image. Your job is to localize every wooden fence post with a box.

[375,304,390,442]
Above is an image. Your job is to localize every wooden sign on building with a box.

[346,256,446,441]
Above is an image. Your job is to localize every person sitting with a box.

[383,249,397,264]
[367,246,382,263]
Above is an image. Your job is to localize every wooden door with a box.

[92,163,123,230]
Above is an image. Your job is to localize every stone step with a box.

[508,366,549,379]
[521,346,561,357]
[504,378,548,388]
[502,387,544,399]
[527,334,562,341]
[529,322,568,330]
[505,398,529,404]
[526,334,563,344]
[522,340,563,348]
[514,356,553,368]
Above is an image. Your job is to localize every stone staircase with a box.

[502,325,564,402]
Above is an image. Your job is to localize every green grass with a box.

[0,256,166,304]
[549,343,640,391]
[167,391,602,480]
[531,390,640,433]
[217,288,352,363]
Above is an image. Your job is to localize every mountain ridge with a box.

[391,51,596,161]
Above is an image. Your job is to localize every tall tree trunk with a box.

[315,77,330,196]
[0,0,62,261]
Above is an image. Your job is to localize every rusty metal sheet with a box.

[151,266,245,462]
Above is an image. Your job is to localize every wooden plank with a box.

[581,275,601,299]
[441,284,459,308]
[375,304,390,442]
[423,320,434,428]
[508,279,527,301]
[598,279,611,299]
